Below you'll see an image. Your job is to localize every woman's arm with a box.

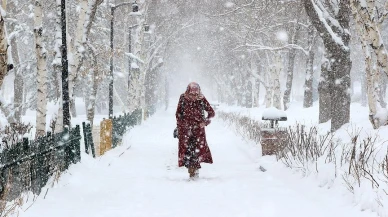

[202,97,215,126]
[175,94,185,123]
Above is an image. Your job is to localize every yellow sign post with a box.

[100,119,113,156]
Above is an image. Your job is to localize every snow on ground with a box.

[15,103,378,217]
[219,100,388,216]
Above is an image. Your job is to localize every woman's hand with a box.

[200,119,211,128]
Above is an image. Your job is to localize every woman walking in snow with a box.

[175,82,215,179]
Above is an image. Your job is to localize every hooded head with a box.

[185,82,203,100]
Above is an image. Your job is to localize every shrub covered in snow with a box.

[219,110,388,217]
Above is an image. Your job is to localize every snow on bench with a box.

[261,107,287,121]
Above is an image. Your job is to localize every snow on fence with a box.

[112,109,141,148]
[0,125,82,202]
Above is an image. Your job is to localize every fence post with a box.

[87,124,96,158]
[75,125,81,163]
[82,122,89,155]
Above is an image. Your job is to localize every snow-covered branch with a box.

[240,43,309,55]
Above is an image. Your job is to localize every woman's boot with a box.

[188,167,195,178]
[194,169,199,178]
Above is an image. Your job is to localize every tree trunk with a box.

[366,53,381,128]
[283,51,296,110]
[265,67,273,108]
[55,99,63,133]
[34,0,48,137]
[304,0,351,132]
[319,56,331,123]
[254,78,260,107]
[254,62,261,107]
[246,79,253,108]
[86,70,98,126]
[132,10,146,113]
[303,25,316,108]
[329,48,351,132]
[303,51,315,108]
[379,73,387,108]
[283,7,303,110]
[351,0,388,79]
[54,0,63,133]
[164,76,168,110]
[0,13,8,88]
[360,72,367,106]
[10,25,23,123]
[86,49,99,126]
[68,0,88,119]
[273,55,282,110]
[351,0,383,128]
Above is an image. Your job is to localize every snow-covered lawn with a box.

[14,104,378,217]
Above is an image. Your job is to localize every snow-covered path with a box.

[17,108,377,217]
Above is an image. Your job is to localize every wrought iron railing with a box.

[112,109,142,148]
[0,125,81,201]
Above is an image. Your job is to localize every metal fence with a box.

[0,125,81,201]
[0,108,145,201]
[82,122,96,158]
[112,109,142,148]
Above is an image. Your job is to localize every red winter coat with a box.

[175,93,215,167]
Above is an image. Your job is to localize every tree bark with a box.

[254,62,261,107]
[303,0,351,132]
[319,54,332,123]
[379,74,387,108]
[246,79,253,108]
[350,0,384,128]
[10,25,23,123]
[68,0,88,118]
[303,52,315,108]
[0,13,8,88]
[303,25,316,108]
[34,0,48,137]
[54,0,63,133]
[265,66,273,108]
[283,20,300,110]
[132,8,146,113]
[164,76,168,110]
[273,54,282,110]
[283,51,296,110]
[351,0,388,79]
[86,48,99,126]
[360,72,367,106]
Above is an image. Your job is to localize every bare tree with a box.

[351,0,388,128]
[0,8,8,88]
[303,0,352,132]
[303,25,317,108]
[34,0,48,137]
